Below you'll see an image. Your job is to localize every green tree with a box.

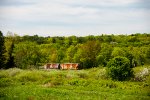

[107,56,133,81]
[96,43,113,66]
[50,48,57,63]
[0,31,6,68]
[39,44,53,63]
[132,47,146,66]
[14,42,41,69]
[69,36,78,45]
[4,32,15,68]
[111,47,126,57]
[146,47,150,64]
[57,47,65,63]
[76,41,101,68]
[64,37,72,47]
[63,45,77,62]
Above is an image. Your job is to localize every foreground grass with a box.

[0,66,150,100]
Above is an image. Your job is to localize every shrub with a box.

[107,56,133,81]
[43,77,65,87]
[66,71,78,79]
[16,71,44,82]
[0,71,9,78]
[67,79,88,86]
[95,68,107,79]
[7,68,22,77]
[77,71,88,79]
[133,68,149,81]
[0,78,13,87]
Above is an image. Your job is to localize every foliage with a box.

[1,31,150,99]
[4,32,15,68]
[111,47,126,57]
[107,56,134,81]
[0,31,6,68]
[77,41,101,68]
[0,78,13,87]
[0,67,150,100]
[1,31,150,69]
[96,43,113,66]
[133,67,149,81]
[13,41,41,69]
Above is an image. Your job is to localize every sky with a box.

[0,0,150,36]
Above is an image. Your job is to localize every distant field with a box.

[0,66,150,100]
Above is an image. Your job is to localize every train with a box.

[44,63,79,70]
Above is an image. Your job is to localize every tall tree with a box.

[14,42,41,69]
[77,41,101,68]
[63,45,77,62]
[4,32,15,68]
[96,43,113,66]
[111,47,126,57]
[0,31,6,68]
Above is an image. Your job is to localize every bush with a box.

[67,79,88,86]
[77,71,88,79]
[0,71,9,78]
[7,68,22,77]
[16,71,44,82]
[107,56,133,81]
[133,68,149,81]
[95,68,107,79]
[0,78,13,87]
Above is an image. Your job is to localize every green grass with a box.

[0,66,150,100]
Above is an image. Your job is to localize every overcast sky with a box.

[0,0,150,36]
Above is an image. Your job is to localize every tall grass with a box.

[0,66,150,100]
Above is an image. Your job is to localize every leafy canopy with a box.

[107,56,133,81]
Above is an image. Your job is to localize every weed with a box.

[7,68,22,77]
[0,78,13,87]
[15,71,44,82]
[77,71,88,79]
[0,71,9,78]
[0,67,150,100]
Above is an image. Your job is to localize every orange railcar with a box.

[44,63,79,70]
[44,63,60,69]
[60,63,79,70]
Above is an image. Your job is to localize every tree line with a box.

[0,31,150,69]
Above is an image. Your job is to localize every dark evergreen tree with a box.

[6,41,15,68]
[0,31,6,68]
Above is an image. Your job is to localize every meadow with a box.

[0,66,150,100]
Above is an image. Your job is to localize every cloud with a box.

[0,0,149,36]
[0,0,35,7]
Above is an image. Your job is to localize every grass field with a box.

[0,66,150,100]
